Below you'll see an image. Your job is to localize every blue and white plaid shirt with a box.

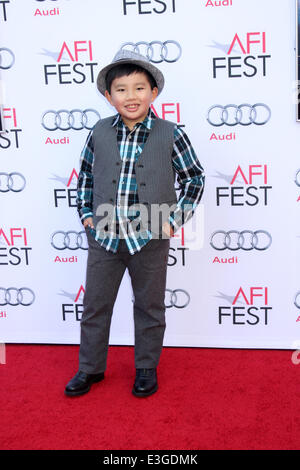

[77,109,205,255]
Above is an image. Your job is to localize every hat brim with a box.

[96,58,164,96]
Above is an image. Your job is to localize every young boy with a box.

[65,49,205,398]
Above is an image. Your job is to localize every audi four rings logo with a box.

[51,231,88,250]
[295,292,300,309]
[0,48,15,70]
[121,41,182,63]
[41,109,101,131]
[210,230,272,251]
[0,173,26,193]
[0,288,35,306]
[207,104,271,127]
[165,289,190,308]
[295,169,300,187]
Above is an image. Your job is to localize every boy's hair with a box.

[105,63,157,94]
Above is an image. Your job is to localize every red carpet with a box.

[1,345,300,450]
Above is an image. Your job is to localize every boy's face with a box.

[105,71,158,130]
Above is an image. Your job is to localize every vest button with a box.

[112,179,116,183]
[138,164,144,168]
[109,198,114,203]
[140,182,146,186]
[116,162,120,166]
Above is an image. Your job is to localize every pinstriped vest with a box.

[91,116,178,235]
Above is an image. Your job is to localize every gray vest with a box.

[92,117,178,236]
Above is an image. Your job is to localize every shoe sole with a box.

[132,384,158,398]
[64,376,104,397]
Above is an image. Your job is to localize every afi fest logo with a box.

[50,168,78,208]
[122,0,177,15]
[0,107,22,150]
[42,40,98,85]
[0,228,32,266]
[151,101,184,128]
[212,32,271,79]
[217,286,272,326]
[0,0,10,21]
[215,164,272,207]
[59,285,85,322]
[168,227,189,268]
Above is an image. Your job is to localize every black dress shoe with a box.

[132,368,158,397]
[64,370,104,397]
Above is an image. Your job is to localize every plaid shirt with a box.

[77,110,205,255]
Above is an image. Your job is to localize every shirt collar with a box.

[111,108,156,131]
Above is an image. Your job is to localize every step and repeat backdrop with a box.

[1,0,300,348]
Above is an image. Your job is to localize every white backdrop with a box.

[1,0,300,349]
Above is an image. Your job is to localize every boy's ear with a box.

[151,87,159,102]
[105,90,112,104]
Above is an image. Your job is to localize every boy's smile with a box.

[105,71,158,130]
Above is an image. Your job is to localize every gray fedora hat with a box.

[96,49,164,96]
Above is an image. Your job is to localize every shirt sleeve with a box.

[76,130,94,222]
[168,126,205,232]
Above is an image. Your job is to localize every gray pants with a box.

[79,229,170,374]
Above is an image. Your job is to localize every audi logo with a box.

[165,289,190,308]
[207,104,271,127]
[0,48,15,70]
[295,292,300,309]
[210,230,272,251]
[0,288,35,306]
[51,231,88,250]
[120,41,182,64]
[41,109,101,131]
[0,172,26,193]
[295,169,300,187]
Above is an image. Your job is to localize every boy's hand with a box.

[162,222,174,238]
[83,217,94,229]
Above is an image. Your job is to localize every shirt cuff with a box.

[79,209,93,223]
